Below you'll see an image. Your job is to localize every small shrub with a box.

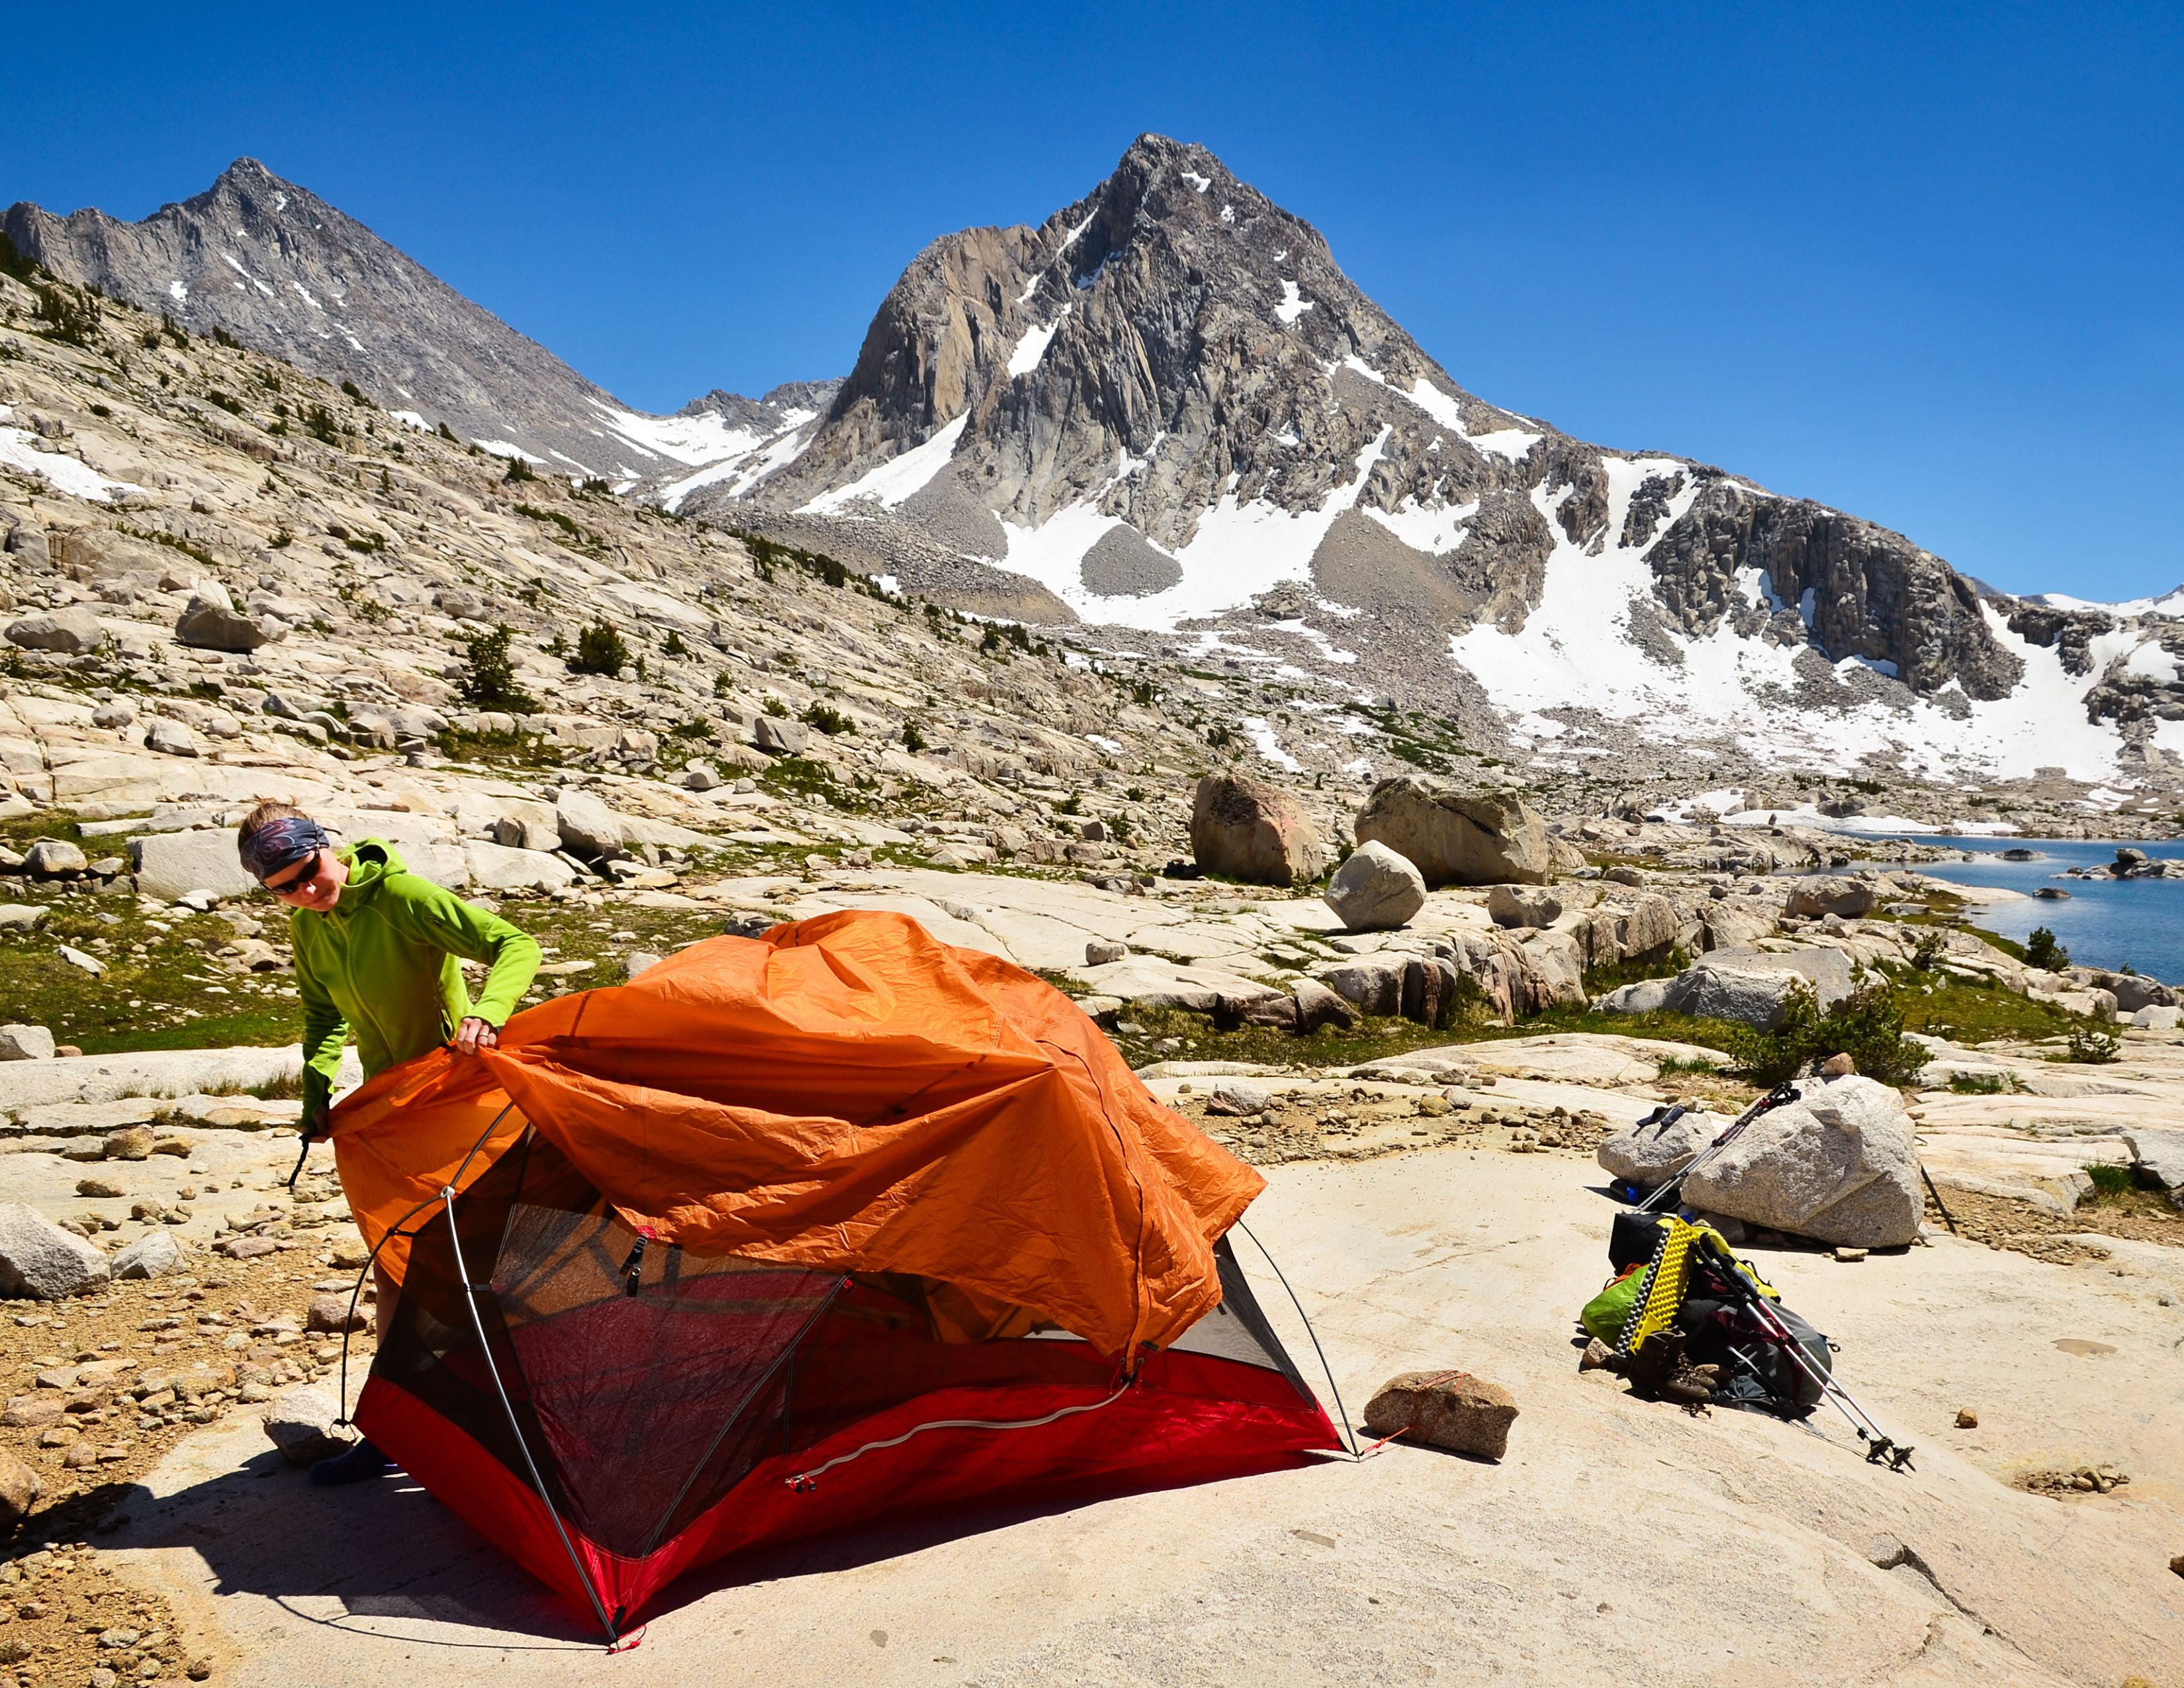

[212,326,242,350]
[1910,931,1946,971]
[2025,926,2068,972]
[670,716,713,740]
[569,621,631,677]
[438,421,458,442]
[1948,1072,2009,1094]
[32,282,101,347]
[901,721,927,753]
[303,403,341,445]
[661,631,692,659]
[1655,1055,1723,1078]
[504,455,538,484]
[1725,983,1927,1087]
[762,696,790,719]
[711,671,735,698]
[340,379,371,406]
[2081,1162,2136,1201]
[2064,1027,2121,1065]
[204,389,243,414]
[579,476,611,494]
[454,625,539,713]
[802,702,853,736]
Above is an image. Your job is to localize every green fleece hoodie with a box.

[292,839,541,1122]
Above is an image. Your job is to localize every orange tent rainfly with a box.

[328,909,1339,1639]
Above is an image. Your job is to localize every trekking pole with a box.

[1735,1284,1914,1472]
[1917,1162,1959,1235]
[1635,1082,1801,1213]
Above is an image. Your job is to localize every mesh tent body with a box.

[329,910,1338,1629]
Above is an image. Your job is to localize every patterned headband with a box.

[239,816,331,885]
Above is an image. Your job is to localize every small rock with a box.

[261,1385,355,1466]
[144,718,203,758]
[103,1126,156,1161]
[1833,1245,1868,1262]
[682,761,722,792]
[304,1291,367,1335]
[1486,883,1563,929]
[176,584,281,652]
[4,606,107,655]
[1085,939,1128,966]
[0,1448,42,1526]
[0,1202,110,1299]
[1578,1338,1615,1372]
[0,1023,57,1060]
[91,700,136,729]
[1819,1052,1857,1078]
[0,904,52,932]
[1,1395,64,1429]
[58,944,107,974]
[1956,1407,1979,1429]
[621,950,662,980]
[1205,1080,1272,1117]
[1361,1370,1519,1460]
[74,1177,125,1199]
[111,1233,188,1280]
[23,837,86,877]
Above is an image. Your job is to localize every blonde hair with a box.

[238,799,310,845]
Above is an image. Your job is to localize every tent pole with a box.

[441,1186,620,1643]
[1234,1219,1358,1458]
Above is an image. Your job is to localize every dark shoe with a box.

[309,1437,396,1487]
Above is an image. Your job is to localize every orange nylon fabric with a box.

[328,909,1263,1358]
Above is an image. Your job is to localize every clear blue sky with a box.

[8,3,2180,599]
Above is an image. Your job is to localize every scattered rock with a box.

[1578,1337,1615,1372]
[1205,1080,1272,1117]
[0,1202,111,1299]
[1819,1052,1856,1078]
[682,761,723,792]
[1486,883,1563,929]
[621,950,662,980]
[305,1291,367,1334]
[1956,1407,1979,1429]
[1323,840,1427,931]
[753,714,809,756]
[1291,976,1359,1032]
[1782,876,1878,920]
[103,1125,156,1161]
[1833,1245,1868,1262]
[1188,773,1326,887]
[73,1177,124,1199]
[175,582,281,651]
[56,943,105,974]
[0,904,51,932]
[23,837,87,877]
[144,716,203,757]
[1681,1076,1923,1247]
[1085,939,1128,966]
[0,1448,42,1526]
[1354,780,1553,886]
[1361,1370,1519,1460]
[0,1023,57,1060]
[554,788,627,860]
[261,1385,354,1466]
[4,606,107,654]
[111,1232,188,1280]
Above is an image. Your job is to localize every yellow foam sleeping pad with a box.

[1614,1216,1782,1358]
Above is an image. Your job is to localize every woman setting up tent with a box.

[236,799,540,1485]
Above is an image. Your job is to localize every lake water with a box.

[1897,836,2184,983]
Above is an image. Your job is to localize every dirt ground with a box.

[1,1244,376,1688]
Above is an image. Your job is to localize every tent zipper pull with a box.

[621,1235,649,1297]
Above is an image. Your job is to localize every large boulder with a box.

[1598,1108,1719,1188]
[1681,1076,1923,1247]
[1782,876,1878,920]
[4,606,107,654]
[488,800,563,853]
[130,828,258,902]
[1613,893,1682,959]
[0,1023,56,1060]
[1517,929,1588,1009]
[1354,780,1553,886]
[1188,774,1326,887]
[111,1231,188,1280]
[2122,1127,2184,1191]
[1597,947,1852,1029]
[1075,955,1287,1015]
[0,1203,110,1299]
[23,838,86,877]
[1486,884,1562,929]
[555,789,627,860]
[175,581,281,651]
[462,840,578,893]
[753,714,809,756]
[1323,841,1427,931]
[1317,957,1404,1018]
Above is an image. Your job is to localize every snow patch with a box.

[1007,311,1064,378]
[388,410,429,431]
[1362,496,1477,555]
[1274,280,1314,326]
[1242,717,1302,772]
[803,415,968,514]
[1180,171,1211,193]
[0,418,146,503]
[166,280,186,303]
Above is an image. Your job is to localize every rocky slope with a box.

[689,134,2182,800]
[1,160,807,489]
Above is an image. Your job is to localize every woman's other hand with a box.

[453,1017,499,1055]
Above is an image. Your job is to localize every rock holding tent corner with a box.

[1680,1076,1921,1247]
[261,1386,353,1466]
[1361,1370,1519,1460]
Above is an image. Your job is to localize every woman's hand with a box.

[453,1017,499,1055]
